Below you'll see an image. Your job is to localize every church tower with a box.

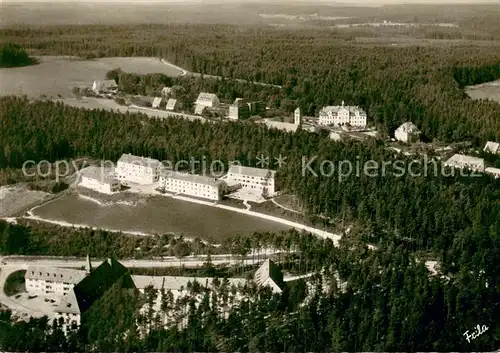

[85,254,92,274]
[294,107,301,125]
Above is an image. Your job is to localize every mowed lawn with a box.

[0,56,184,99]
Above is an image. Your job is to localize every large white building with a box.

[444,154,485,172]
[159,171,227,201]
[395,122,421,144]
[318,102,367,127]
[79,167,120,194]
[226,165,276,197]
[195,92,220,108]
[26,266,88,296]
[116,153,162,185]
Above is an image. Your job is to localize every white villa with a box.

[92,80,118,95]
[195,92,220,108]
[395,122,421,144]
[152,97,163,109]
[226,165,276,197]
[318,102,367,127]
[444,154,485,172]
[79,167,120,194]
[484,141,500,155]
[159,171,227,201]
[116,153,162,185]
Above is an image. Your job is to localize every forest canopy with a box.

[0,43,37,68]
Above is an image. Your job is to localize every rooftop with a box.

[254,259,284,293]
[55,258,130,315]
[228,165,276,179]
[166,98,178,109]
[484,141,500,154]
[196,92,219,102]
[262,120,299,133]
[118,153,161,168]
[132,275,246,291]
[161,171,226,188]
[320,104,366,115]
[396,122,420,133]
[26,266,87,284]
[80,167,118,185]
[444,154,485,168]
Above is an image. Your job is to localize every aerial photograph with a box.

[0,0,499,351]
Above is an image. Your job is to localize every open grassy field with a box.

[0,185,51,217]
[465,79,500,103]
[0,56,183,98]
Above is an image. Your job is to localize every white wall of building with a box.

[80,175,120,194]
[159,176,222,201]
[227,171,275,196]
[26,278,75,296]
[116,161,161,185]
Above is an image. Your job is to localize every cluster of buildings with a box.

[91,80,118,96]
[25,257,286,329]
[78,153,278,201]
[444,149,500,178]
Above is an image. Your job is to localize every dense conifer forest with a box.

[1,25,500,142]
[0,21,499,351]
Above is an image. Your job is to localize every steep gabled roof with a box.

[254,259,283,293]
[71,258,128,314]
[26,266,87,284]
[396,122,420,134]
[484,141,500,154]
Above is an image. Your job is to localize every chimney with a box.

[342,100,344,107]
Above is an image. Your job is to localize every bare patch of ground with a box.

[0,185,51,217]
[0,56,183,99]
[465,79,500,103]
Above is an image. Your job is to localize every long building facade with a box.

[26,266,88,296]
[318,102,367,127]
[159,171,227,201]
[116,153,162,185]
[226,165,276,197]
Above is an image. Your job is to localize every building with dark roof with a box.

[54,258,130,327]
